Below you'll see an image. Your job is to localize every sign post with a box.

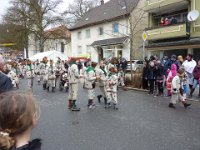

[142,31,148,60]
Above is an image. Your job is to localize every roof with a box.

[45,25,71,40]
[91,36,128,46]
[70,0,139,31]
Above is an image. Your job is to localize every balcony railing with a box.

[146,23,189,41]
[144,0,189,12]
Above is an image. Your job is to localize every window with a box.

[86,29,91,38]
[99,27,104,35]
[78,46,82,54]
[77,31,82,40]
[113,22,119,33]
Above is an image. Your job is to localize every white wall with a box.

[28,33,71,58]
[44,39,71,57]
[71,18,130,62]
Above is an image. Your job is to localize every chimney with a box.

[101,0,104,5]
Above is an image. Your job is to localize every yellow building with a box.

[144,0,200,60]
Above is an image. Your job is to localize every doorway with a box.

[97,46,103,62]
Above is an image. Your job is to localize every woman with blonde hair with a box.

[0,92,41,150]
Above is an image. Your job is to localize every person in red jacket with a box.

[190,60,200,97]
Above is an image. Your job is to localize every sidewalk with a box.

[125,86,200,102]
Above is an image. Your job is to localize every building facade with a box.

[28,25,71,58]
[70,0,146,62]
[144,0,200,61]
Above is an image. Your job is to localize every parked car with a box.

[126,60,144,72]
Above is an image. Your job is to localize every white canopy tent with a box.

[29,51,68,62]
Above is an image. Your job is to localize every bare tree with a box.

[3,0,63,57]
[62,0,98,26]
[3,0,33,57]
[118,0,148,82]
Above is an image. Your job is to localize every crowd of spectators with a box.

[142,54,199,99]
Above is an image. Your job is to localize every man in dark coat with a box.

[0,71,13,93]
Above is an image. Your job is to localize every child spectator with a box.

[166,64,177,96]
[168,68,191,108]
[0,92,41,150]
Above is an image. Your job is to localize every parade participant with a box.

[59,71,69,92]
[67,59,80,111]
[40,57,49,90]
[55,57,62,87]
[34,60,41,85]
[0,92,41,150]
[166,64,177,96]
[26,59,35,90]
[182,54,196,90]
[168,68,191,109]
[117,67,126,90]
[105,58,116,75]
[181,67,188,100]
[106,66,119,110]
[47,60,56,92]
[11,62,20,77]
[7,66,19,89]
[84,62,97,109]
[19,60,26,78]
[96,60,108,105]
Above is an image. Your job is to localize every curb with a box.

[125,87,199,102]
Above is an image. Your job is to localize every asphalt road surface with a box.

[17,79,200,150]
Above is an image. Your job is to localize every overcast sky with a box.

[0,0,110,21]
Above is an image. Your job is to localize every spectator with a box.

[147,61,156,95]
[120,58,127,72]
[170,17,177,25]
[142,61,148,90]
[164,18,170,26]
[182,54,196,90]
[0,64,13,93]
[162,56,170,77]
[77,60,82,74]
[167,55,179,70]
[190,60,200,97]
[155,60,164,96]
[0,92,41,150]
[177,55,184,68]
[160,17,165,26]
[64,60,69,71]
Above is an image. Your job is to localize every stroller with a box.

[59,71,69,92]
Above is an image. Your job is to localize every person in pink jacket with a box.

[166,64,177,96]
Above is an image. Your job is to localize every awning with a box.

[77,53,90,58]
[91,37,128,47]
[146,38,200,50]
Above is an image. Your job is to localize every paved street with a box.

[18,79,200,150]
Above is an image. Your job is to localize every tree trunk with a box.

[39,37,44,52]
[25,45,29,58]
[130,24,134,84]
